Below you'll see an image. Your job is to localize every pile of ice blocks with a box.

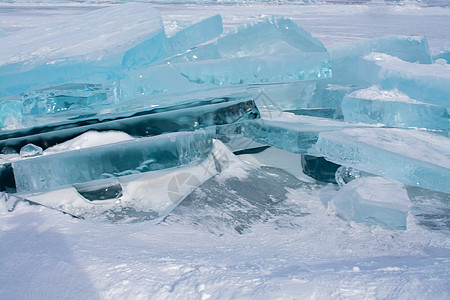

[0,3,448,227]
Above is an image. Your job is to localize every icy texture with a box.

[13,129,214,193]
[433,50,450,63]
[329,36,431,86]
[120,17,331,102]
[20,83,115,116]
[335,166,373,188]
[0,97,259,153]
[0,3,166,97]
[19,144,42,158]
[315,128,450,194]
[332,177,411,230]
[19,140,227,219]
[242,110,369,154]
[342,86,450,131]
[165,14,223,58]
[363,52,450,106]
[0,98,22,129]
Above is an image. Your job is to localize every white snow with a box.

[1,2,450,300]
[349,85,427,104]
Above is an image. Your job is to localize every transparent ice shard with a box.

[13,140,229,222]
[335,166,373,188]
[121,53,331,101]
[315,128,450,194]
[329,36,431,86]
[165,14,223,58]
[121,17,331,102]
[242,110,369,154]
[341,86,450,131]
[12,129,214,193]
[362,52,450,107]
[165,16,327,63]
[0,3,167,97]
[19,144,42,158]
[0,96,259,153]
[332,176,411,230]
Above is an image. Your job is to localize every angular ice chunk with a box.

[315,128,450,194]
[329,36,431,86]
[0,97,259,153]
[310,83,358,111]
[165,16,328,63]
[335,166,373,188]
[0,3,166,97]
[122,17,331,102]
[19,144,42,158]
[332,176,411,230]
[242,110,369,154]
[121,53,331,101]
[341,86,450,131]
[217,16,327,57]
[15,140,228,221]
[165,15,223,58]
[362,52,450,106]
[12,129,214,193]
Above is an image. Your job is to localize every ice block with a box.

[12,129,214,193]
[341,86,450,131]
[0,3,167,97]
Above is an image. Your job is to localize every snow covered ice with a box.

[1,1,450,299]
[341,85,450,130]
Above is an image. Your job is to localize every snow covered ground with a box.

[1,2,450,299]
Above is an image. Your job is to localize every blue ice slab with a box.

[315,128,450,194]
[0,3,167,97]
[241,110,369,154]
[362,53,450,107]
[0,95,259,153]
[329,36,431,86]
[166,14,223,58]
[122,53,331,101]
[341,86,450,131]
[12,129,214,193]
[122,17,331,102]
[333,176,411,230]
[20,83,115,116]
[0,98,23,129]
[216,16,327,57]
[164,16,327,64]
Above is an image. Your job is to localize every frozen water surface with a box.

[1,1,450,299]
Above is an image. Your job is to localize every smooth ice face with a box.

[362,52,450,106]
[0,3,166,97]
[121,17,331,103]
[342,86,450,131]
[0,97,259,153]
[216,16,327,57]
[242,110,370,154]
[14,140,233,221]
[165,14,223,58]
[332,176,411,230]
[20,83,115,116]
[329,36,431,86]
[12,129,214,193]
[315,128,450,194]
